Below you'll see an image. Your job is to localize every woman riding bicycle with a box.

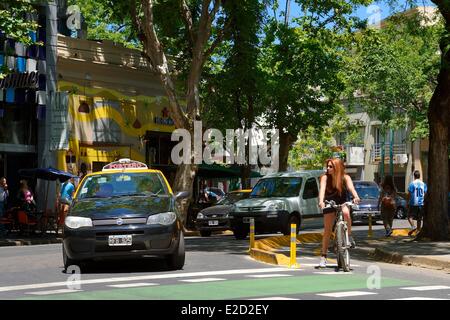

[318,158,360,268]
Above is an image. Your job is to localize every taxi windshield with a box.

[77,172,168,200]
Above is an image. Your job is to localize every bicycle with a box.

[324,200,358,272]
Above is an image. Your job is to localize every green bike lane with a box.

[21,273,417,300]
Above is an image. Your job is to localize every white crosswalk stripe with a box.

[0,267,293,293]
[301,263,360,267]
[392,297,450,300]
[248,297,300,300]
[179,278,226,283]
[317,291,378,298]
[313,272,354,275]
[108,283,159,288]
[247,274,293,278]
[400,286,450,291]
[26,289,82,295]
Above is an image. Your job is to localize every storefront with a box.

[0,9,48,205]
[55,36,177,182]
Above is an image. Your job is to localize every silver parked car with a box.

[229,171,324,239]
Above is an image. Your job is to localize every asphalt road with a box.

[0,219,449,301]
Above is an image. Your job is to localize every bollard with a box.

[249,218,255,249]
[368,213,373,238]
[289,224,300,268]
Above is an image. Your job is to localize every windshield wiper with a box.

[126,191,163,197]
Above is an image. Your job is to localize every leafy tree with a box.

[202,0,266,187]
[423,0,450,240]
[289,108,362,169]
[347,12,441,141]
[259,20,345,171]
[68,0,140,48]
[74,0,234,225]
[354,1,448,240]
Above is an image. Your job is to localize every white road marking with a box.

[108,283,159,288]
[313,272,354,275]
[392,297,450,300]
[246,274,293,278]
[0,267,294,293]
[26,289,82,295]
[317,291,378,298]
[248,297,300,300]
[400,286,450,291]
[179,278,226,283]
[301,263,360,267]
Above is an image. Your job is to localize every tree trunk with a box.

[173,162,197,228]
[278,132,294,172]
[240,165,251,189]
[418,21,450,240]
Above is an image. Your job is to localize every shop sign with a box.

[0,72,39,89]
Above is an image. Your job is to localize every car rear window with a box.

[77,172,168,199]
[354,184,379,199]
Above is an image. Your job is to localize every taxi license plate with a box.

[208,220,219,226]
[108,235,132,246]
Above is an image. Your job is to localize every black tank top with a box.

[324,174,347,205]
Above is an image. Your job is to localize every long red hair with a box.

[325,158,345,195]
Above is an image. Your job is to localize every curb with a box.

[371,247,450,271]
[248,230,450,272]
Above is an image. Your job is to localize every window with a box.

[303,178,319,199]
[250,177,303,198]
[93,118,121,143]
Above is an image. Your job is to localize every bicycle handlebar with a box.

[324,200,358,210]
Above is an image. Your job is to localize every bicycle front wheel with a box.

[336,222,351,272]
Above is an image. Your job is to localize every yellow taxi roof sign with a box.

[102,159,148,171]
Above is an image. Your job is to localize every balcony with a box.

[370,143,407,164]
[344,145,365,166]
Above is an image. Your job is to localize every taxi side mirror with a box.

[174,191,190,201]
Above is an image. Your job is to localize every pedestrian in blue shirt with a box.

[58,178,75,227]
[407,170,427,235]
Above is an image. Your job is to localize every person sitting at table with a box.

[17,180,36,213]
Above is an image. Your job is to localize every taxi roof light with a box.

[102,159,148,171]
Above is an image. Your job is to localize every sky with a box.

[277,0,436,24]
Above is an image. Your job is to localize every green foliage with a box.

[288,107,361,169]
[0,0,41,77]
[0,0,40,44]
[68,0,140,49]
[346,10,442,140]
[259,19,346,139]
[202,0,266,131]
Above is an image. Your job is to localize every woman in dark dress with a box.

[318,158,360,268]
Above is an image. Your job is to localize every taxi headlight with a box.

[196,212,205,219]
[65,216,93,229]
[147,212,177,225]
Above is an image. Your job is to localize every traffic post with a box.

[249,218,255,249]
[289,224,300,268]
[368,213,373,238]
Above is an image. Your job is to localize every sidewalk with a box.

[0,232,63,247]
[249,228,450,272]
